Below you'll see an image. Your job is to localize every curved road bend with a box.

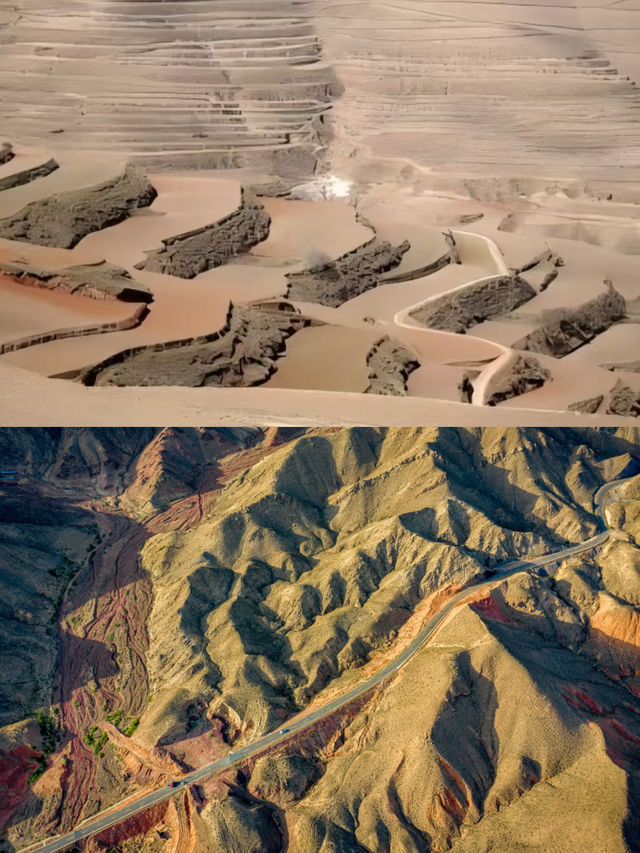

[31,475,634,853]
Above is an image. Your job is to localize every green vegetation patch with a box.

[84,726,109,756]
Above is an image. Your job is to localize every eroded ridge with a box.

[286,237,410,306]
[410,274,536,334]
[484,353,551,406]
[513,283,627,358]
[365,336,420,396]
[138,193,271,278]
[81,302,313,387]
[0,168,157,248]
[0,157,58,192]
[0,260,152,303]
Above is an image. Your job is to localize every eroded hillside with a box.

[1,427,640,852]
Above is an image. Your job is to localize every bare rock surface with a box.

[286,238,409,307]
[0,168,157,248]
[82,303,311,387]
[568,395,604,414]
[485,354,551,406]
[410,274,536,333]
[514,285,627,357]
[0,157,58,192]
[139,196,271,279]
[608,381,640,417]
[365,336,420,396]
[514,249,564,291]
[0,143,13,165]
[0,260,152,302]
[602,360,640,373]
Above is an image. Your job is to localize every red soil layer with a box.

[562,688,607,716]
[88,798,170,849]
[0,746,43,829]
[470,591,515,624]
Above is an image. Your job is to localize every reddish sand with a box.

[0,273,137,345]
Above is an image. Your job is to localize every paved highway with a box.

[30,474,633,852]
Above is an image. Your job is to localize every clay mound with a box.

[82,303,312,388]
[365,336,419,396]
[139,196,271,279]
[0,260,152,303]
[484,354,551,406]
[0,168,157,248]
[410,274,536,334]
[513,285,627,358]
[286,238,409,307]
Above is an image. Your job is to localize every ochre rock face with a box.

[1,426,640,852]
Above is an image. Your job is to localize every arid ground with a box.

[0,0,639,424]
[1,427,640,853]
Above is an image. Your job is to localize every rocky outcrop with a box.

[249,754,318,804]
[0,157,58,192]
[382,231,456,284]
[0,168,157,248]
[514,249,564,292]
[0,304,149,355]
[568,395,604,414]
[607,381,640,418]
[365,336,420,396]
[0,260,152,302]
[602,361,640,373]
[484,353,550,406]
[514,284,626,358]
[459,371,480,403]
[286,238,410,307]
[0,143,13,165]
[81,302,312,387]
[410,274,536,333]
[138,194,271,279]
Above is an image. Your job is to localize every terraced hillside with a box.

[2,427,640,852]
[316,0,640,187]
[0,0,336,170]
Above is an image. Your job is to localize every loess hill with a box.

[1,427,640,852]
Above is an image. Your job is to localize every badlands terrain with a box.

[0,426,640,852]
[0,0,640,424]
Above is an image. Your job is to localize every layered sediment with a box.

[0,168,157,248]
[0,304,149,356]
[139,195,271,279]
[514,285,627,357]
[0,3,337,172]
[82,303,312,387]
[365,336,420,396]
[286,238,409,307]
[410,274,536,334]
[0,260,152,303]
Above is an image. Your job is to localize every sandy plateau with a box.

[0,0,639,423]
